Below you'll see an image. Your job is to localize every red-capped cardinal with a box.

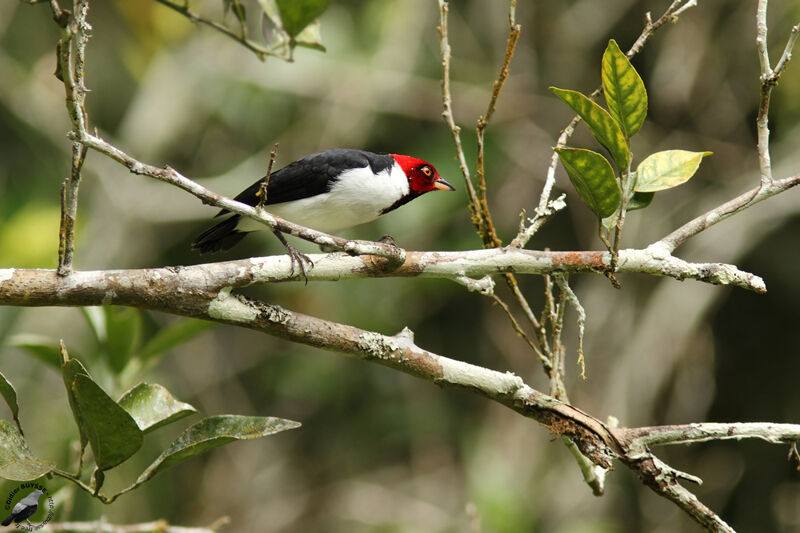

[192,148,454,276]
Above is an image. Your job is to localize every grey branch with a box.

[2,265,798,532]
[0,244,765,293]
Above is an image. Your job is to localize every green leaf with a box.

[0,372,22,436]
[602,39,647,138]
[0,420,55,481]
[275,0,329,38]
[550,87,630,169]
[8,334,63,369]
[635,150,713,192]
[136,415,300,483]
[104,307,142,374]
[138,318,215,365]
[61,356,91,453]
[628,191,655,211]
[294,20,326,51]
[118,383,196,433]
[555,148,621,218]
[70,374,143,470]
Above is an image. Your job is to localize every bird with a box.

[192,148,455,277]
[2,489,44,526]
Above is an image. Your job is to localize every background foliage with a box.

[0,0,799,531]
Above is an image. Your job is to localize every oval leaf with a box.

[555,148,621,218]
[0,420,55,481]
[136,415,300,484]
[550,87,630,169]
[71,374,143,470]
[635,150,712,192]
[61,356,91,452]
[0,372,22,436]
[118,383,196,434]
[602,39,647,138]
[275,0,329,38]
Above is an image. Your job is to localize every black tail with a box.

[191,215,248,254]
[2,514,13,526]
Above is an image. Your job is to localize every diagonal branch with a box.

[72,130,405,266]
[1,266,798,532]
[656,172,800,252]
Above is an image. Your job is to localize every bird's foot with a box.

[286,244,314,283]
[272,230,313,284]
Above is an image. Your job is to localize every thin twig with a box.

[553,274,586,380]
[72,130,406,265]
[55,0,91,276]
[474,0,520,248]
[774,23,800,75]
[756,0,775,186]
[154,0,287,61]
[656,172,800,252]
[437,0,479,228]
[257,142,280,207]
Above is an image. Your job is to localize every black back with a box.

[216,149,395,217]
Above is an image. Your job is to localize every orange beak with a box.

[433,178,456,191]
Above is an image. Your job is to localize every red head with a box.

[390,154,455,195]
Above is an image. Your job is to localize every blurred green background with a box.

[1,0,799,531]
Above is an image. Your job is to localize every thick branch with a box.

[0,246,764,294]
[2,264,796,532]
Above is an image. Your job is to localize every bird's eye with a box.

[421,166,432,177]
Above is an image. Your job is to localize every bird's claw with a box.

[286,244,314,284]
[272,229,314,284]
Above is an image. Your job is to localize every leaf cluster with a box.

[0,309,300,503]
[551,40,711,233]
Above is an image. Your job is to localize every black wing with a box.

[215,149,394,217]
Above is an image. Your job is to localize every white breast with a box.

[237,162,409,234]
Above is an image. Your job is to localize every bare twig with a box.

[474,0,520,248]
[756,1,799,188]
[55,0,91,276]
[656,172,800,252]
[256,142,280,207]
[153,0,288,61]
[553,274,586,379]
[71,130,406,266]
[437,0,479,227]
